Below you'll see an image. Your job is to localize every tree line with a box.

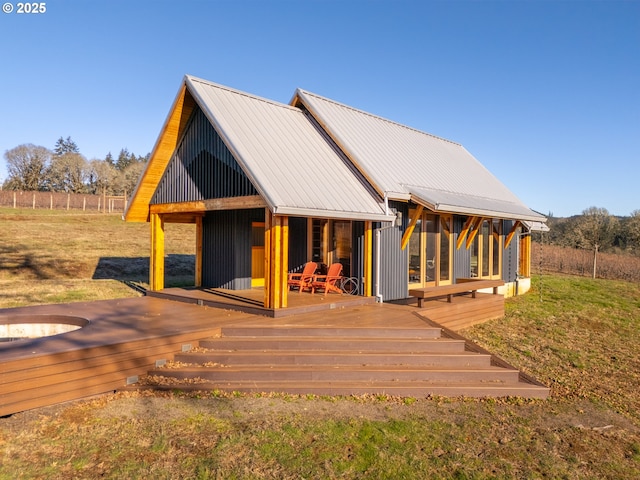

[2,137,149,196]
[543,206,640,278]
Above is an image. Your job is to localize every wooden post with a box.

[13,191,16,209]
[264,210,288,309]
[32,193,36,209]
[195,215,203,287]
[83,197,86,211]
[150,213,165,291]
[66,194,70,211]
[363,221,373,296]
[50,194,53,210]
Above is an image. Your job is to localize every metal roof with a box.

[293,89,546,222]
[185,76,392,222]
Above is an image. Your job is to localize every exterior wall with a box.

[288,217,308,273]
[453,215,472,280]
[151,106,258,204]
[502,220,519,282]
[374,201,408,302]
[202,209,263,289]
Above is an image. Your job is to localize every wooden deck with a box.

[147,286,375,317]
[0,293,548,417]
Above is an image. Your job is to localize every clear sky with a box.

[1,0,638,218]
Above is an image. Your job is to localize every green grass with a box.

[1,209,639,479]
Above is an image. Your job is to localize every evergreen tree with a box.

[53,136,80,156]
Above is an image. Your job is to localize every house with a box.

[125,75,546,310]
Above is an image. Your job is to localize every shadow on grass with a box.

[92,254,196,288]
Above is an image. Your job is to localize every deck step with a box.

[174,350,492,368]
[219,326,442,339]
[134,325,549,399]
[199,337,466,353]
[147,365,520,383]
[131,379,550,399]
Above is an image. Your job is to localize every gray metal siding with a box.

[351,221,365,295]
[453,216,472,281]
[503,220,519,282]
[152,106,258,204]
[288,217,308,273]
[202,209,263,289]
[375,201,408,301]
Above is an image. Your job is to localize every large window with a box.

[408,210,452,287]
[470,218,502,279]
[310,219,352,276]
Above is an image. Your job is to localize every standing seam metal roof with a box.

[294,89,546,222]
[185,76,391,221]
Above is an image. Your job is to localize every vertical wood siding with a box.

[152,106,258,204]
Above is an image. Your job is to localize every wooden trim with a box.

[519,233,531,277]
[195,216,203,287]
[363,221,373,297]
[150,213,165,291]
[505,221,522,249]
[400,205,424,250]
[125,85,196,222]
[150,196,266,215]
[456,216,476,250]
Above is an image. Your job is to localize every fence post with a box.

[32,193,36,209]
[13,191,16,209]
[66,194,70,210]
[50,194,53,210]
[83,197,86,211]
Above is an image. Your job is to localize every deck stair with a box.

[133,325,549,399]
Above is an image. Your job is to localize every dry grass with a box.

[1,210,639,478]
[0,208,195,308]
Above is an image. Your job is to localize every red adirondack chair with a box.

[311,263,343,294]
[287,262,317,293]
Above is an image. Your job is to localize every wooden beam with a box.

[400,205,424,250]
[466,217,484,250]
[150,213,165,291]
[505,221,522,249]
[150,196,266,215]
[195,216,203,287]
[456,216,476,250]
[264,211,288,309]
[363,221,373,297]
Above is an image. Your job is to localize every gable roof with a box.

[292,89,546,222]
[125,76,391,223]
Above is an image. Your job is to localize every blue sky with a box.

[1,0,638,217]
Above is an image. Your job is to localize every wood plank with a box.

[400,205,423,250]
[150,196,266,215]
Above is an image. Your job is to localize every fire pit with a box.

[0,314,89,342]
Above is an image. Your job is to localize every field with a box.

[1,209,639,479]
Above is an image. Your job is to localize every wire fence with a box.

[0,190,127,213]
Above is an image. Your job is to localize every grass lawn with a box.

[0,209,639,479]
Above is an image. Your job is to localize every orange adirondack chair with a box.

[311,263,343,294]
[287,262,317,293]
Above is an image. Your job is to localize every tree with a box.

[87,159,118,195]
[625,210,640,254]
[570,207,618,279]
[3,144,51,191]
[53,136,80,156]
[46,153,88,193]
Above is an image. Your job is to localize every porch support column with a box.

[150,212,165,291]
[363,221,373,297]
[264,210,288,309]
[195,215,203,287]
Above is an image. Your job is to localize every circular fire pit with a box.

[0,314,89,342]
